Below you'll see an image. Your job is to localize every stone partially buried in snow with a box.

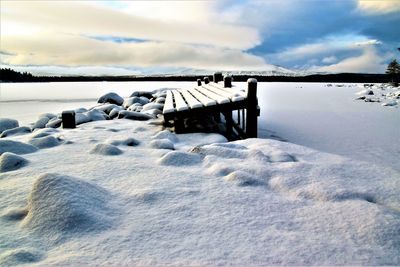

[224,171,264,187]
[90,143,123,155]
[97,92,124,106]
[130,91,153,99]
[29,136,62,149]
[118,110,153,121]
[150,139,174,150]
[142,103,164,112]
[123,97,149,108]
[0,126,31,138]
[109,138,140,147]
[0,152,28,172]
[45,118,62,128]
[0,140,38,155]
[0,118,19,133]
[158,151,202,166]
[21,173,114,242]
[32,117,50,130]
[0,248,44,266]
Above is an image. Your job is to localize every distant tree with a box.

[386,59,400,87]
[0,68,35,82]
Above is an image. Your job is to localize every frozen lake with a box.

[1,81,399,171]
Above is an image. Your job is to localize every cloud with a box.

[322,56,338,64]
[1,34,267,71]
[312,47,387,73]
[1,1,260,50]
[358,0,400,14]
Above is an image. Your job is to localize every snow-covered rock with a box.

[118,111,153,121]
[90,143,122,156]
[108,138,140,147]
[130,91,153,99]
[0,118,19,133]
[0,126,31,138]
[28,136,62,149]
[45,117,62,128]
[123,96,149,108]
[0,152,28,172]
[21,173,114,243]
[32,117,50,130]
[150,139,174,150]
[142,103,164,112]
[0,140,38,155]
[97,92,124,106]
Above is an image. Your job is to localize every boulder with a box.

[0,126,31,138]
[130,91,153,99]
[109,107,124,119]
[0,140,38,155]
[118,111,153,121]
[142,103,164,112]
[94,104,119,114]
[0,118,19,133]
[97,92,123,106]
[0,152,28,172]
[32,117,50,130]
[45,118,62,128]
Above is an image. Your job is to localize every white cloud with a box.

[1,34,267,71]
[1,1,260,50]
[321,56,338,64]
[358,0,400,14]
[312,47,386,73]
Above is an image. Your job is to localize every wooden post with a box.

[224,111,233,139]
[62,110,76,129]
[204,77,210,84]
[214,72,223,83]
[246,78,258,138]
[197,79,202,86]
[224,75,232,88]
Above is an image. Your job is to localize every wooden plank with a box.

[172,90,189,112]
[163,90,176,114]
[180,89,203,109]
[197,86,230,104]
[202,84,244,102]
[188,88,217,107]
[209,83,246,101]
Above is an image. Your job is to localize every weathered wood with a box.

[224,75,232,88]
[214,72,223,83]
[162,75,259,139]
[246,78,258,138]
[172,90,189,112]
[197,79,202,86]
[163,90,176,114]
[204,77,210,84]
[62,110,76,129]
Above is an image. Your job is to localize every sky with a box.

[1,0,399,76]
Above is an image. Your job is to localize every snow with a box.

[0,116,399,265]
[0,82,399,265]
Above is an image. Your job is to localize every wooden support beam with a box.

[224,111,233,139]
[246,78,258,138]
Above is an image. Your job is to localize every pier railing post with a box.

[246,78,258,138]
[204,77,210,84]
[224,75,232,88]
[213,72,223,83]
[197,79,202,86]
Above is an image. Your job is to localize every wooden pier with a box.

[163,73,260,139]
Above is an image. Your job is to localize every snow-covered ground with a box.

[1,118,399,265]
[0,82,399,265]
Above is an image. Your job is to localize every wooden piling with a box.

[214,72,223,83]
[197,79,202,86]
[246,78,258,138]
[62,110,76,129]
[224,75,232,88]
[204,77,210,84]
